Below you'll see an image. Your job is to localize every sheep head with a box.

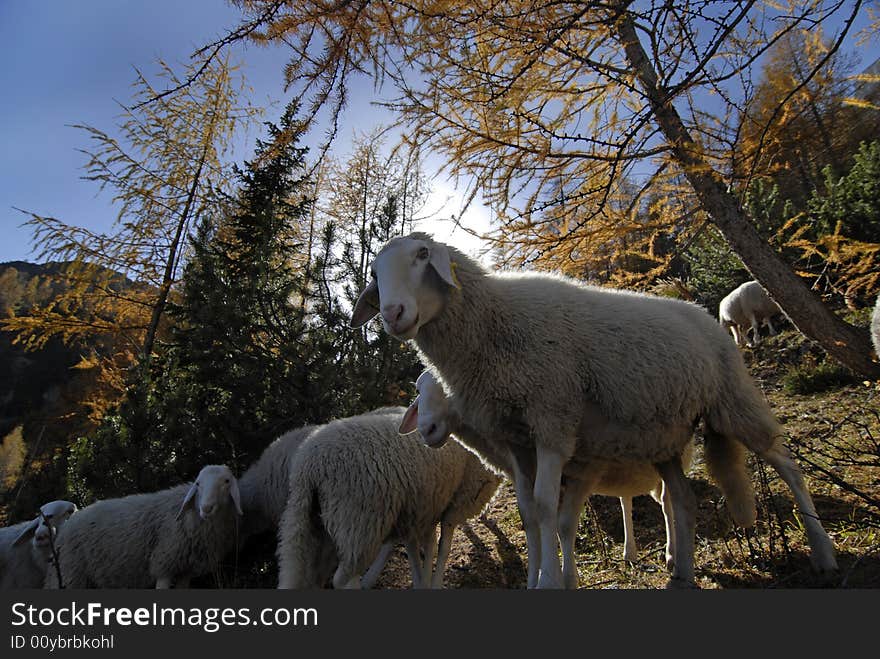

[177,465,243,521]
[13,500,78,559]
[350,233,459,339]
[399,370,452,448]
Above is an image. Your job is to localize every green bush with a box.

[682,225,749,316]
[781,359,860,395]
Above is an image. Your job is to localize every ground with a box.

[364,331,880,590]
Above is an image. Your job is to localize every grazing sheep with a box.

[237,422,397,588]
[276,407,501,589]
[46,465,242,589]
[403,369,696,588]
[719,280,783,347]
[871,295,880,358]
[350,232,837,588]
[0,500,77,589]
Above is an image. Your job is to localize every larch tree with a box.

[206,0,880,376]
[315,131,427,412]
[736,28,876,218]
[5,55,260,419]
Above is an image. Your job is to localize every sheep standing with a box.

[403,369,696,587]
[871,295,880,358]
[350,232,837,588]
[0,500,77,589]
[276,407,500,589]
[237,422,397,588]
[718,280,783,347]
[238,424,319,541]
[46,465,242,588]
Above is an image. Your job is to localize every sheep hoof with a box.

[536,572,565,589]
[665,555,675,572]
[811,562,840,585]
[665,576,699,589]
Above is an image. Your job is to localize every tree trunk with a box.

[615,13,880,378]
[142,149,208,359]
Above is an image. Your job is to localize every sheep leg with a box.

[557,476,592,589]
[332,564,362,589]
[431,522,455,589]
[728,325,742,347]
[175,575,191,589]
[620,496,638,562]
[654,457,696,587]
[534,446,566,589]
[759,442,838,576]
[155,576,173,589]
[510,451,541,588]
[766,316,778,336]
[360,541,394,589]
[660,482,676,571]
[404,539,427,589]
[421,527,438,586]
[748,314,761,346]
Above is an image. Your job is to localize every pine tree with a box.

[69,103,343,497]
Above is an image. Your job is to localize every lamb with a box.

[871,295,880,358]
[45,465,242,588]
[237,421,396,588]
[350,232,837,588]
[718,280,784,347]
[0,500,77,589]
[276,407,501,589]
[403,369,695,588]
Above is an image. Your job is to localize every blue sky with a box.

[0,0,479,264]
[0,1,284,262]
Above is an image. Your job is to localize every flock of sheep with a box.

[3,231,879,590]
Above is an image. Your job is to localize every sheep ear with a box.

[398,397,420,435]
[176,483,198,521]
[429,244,459,289]
[229,479,243,516]
[350,279,380,328]
[13,518,39,546]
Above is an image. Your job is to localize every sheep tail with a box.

[703,429,757,528]
[276,475,324,589]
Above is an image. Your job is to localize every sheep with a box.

[45,465,242,589]
[238,424,319,541]
[0,500,77,589]
[718,280,784,347]
[276,407,501,589]
[236,422,397,588]
[403,369,696,588]
[871,295,880,358]
[350,232,837,588]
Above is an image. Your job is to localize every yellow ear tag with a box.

[450,261,461,289]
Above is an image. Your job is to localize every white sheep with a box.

[45,465,242,589]
[276,407,501,589]
[718,280,783,347]
[0,500,77,589]
[238,424,319,541]
[871,295,880,358]
[237,422,397,588]
[403,369,696,588]
[350,232,837,588]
